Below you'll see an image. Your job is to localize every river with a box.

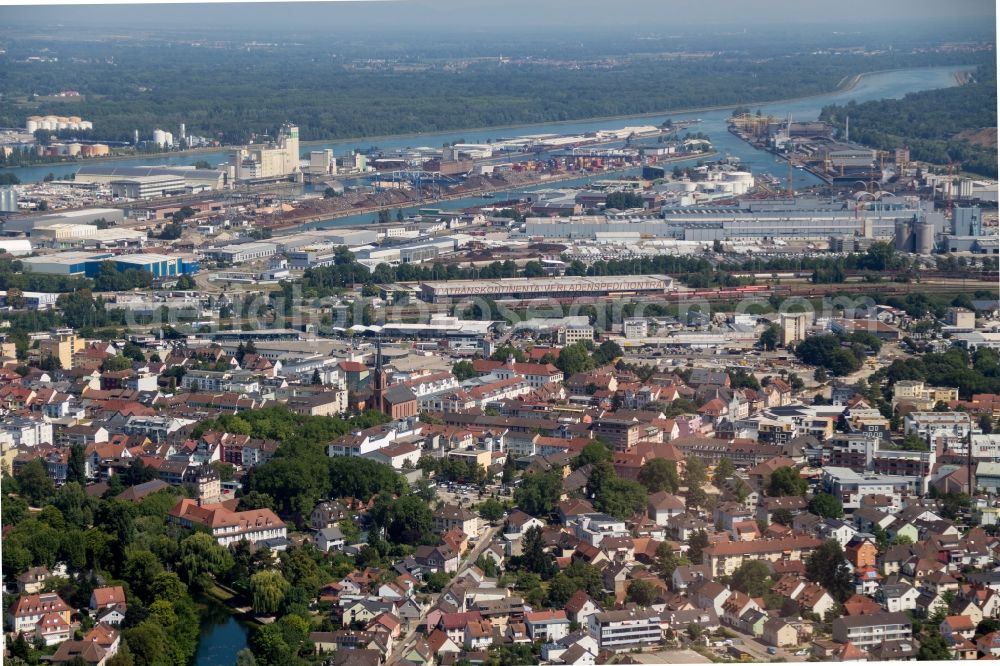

[287,64,970,232]
[194,597,249,666]
[6,63,968,192]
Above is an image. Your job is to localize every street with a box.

[384,521,502,665]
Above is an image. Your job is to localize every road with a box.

[385,521,502,665]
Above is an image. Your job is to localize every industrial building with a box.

[21,251,198,278]
[524,197,940,242]
[202,242,277,264]
[75,165,227,191]
[892,217,937,255]
[939,205,995,254]
[0,290,60,310]
[0,239,32,256]
[110,175,187,199]
[348,316,495,346]
[31,224,147,250]
[228,123,300,180]
[354,238,457,269]
[307,149,338,176]
[418,274,673,303]
[1,208,125,235]
[275,229,378,253]
[953,206,983,236]
[781,312,810,346]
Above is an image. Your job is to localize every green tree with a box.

[250,570,290,615]
[575,440,613,469]
[235,648,257,666]
[805,539,854,602]
[479,498,505,523]
[452,360,478,381]
[424,571,452,592]
[556,342,595,375]
[123,550,164,603]
[593,476,648,520]
[809,492,844,519]
[916,631,952,660]
[17,458,54,506]
[124,621,171,666]
[638,458,681,494]
[688,529,710,565]
[177,532,234,590]
[654,541,688,578]
[626,579,657,605]
[767,466,807,497]
[516,525,556,579]
[683,456,707,489]
[771,508,794,527]
[370,493,435,545]
[712,458,736,486]
[66,444,88,486]
[514,470,562,517]
[731,560,772,597]
[759,323,781,351]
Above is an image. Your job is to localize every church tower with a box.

[371,338,387,414]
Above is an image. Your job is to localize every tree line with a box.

[819,61,997,178]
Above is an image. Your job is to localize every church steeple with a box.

[372,338,387,414]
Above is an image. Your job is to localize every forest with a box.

[0,38,989,148]
[819,61,998,178]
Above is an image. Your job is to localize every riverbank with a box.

[2,64,949,176]
[270,150,718,232]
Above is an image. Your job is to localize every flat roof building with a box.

[75,165,226,191]
[203,242,277,264]
[21,251,197,278]
[525,196,937,242]
[418,274,673,303]
[1,208,125,235]
[110,175,187,199]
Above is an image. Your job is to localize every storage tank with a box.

[894,219,913,253]
[26,117,39,133]
[916,221,935,255]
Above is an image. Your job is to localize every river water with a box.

[7,64,967,194]
[193,597,249,666]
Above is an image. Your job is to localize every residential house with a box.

[525,610,570,642]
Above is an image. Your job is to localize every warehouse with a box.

[75,165,227,191]
[21,251,114,275]
[110,175,187,199]
[524,196,939,242]
[110,253,198,278]
[0,239,32,256]
[32,224,147,250]
[419,274,673,303]
[1,208,125,234]
[21,251,198,277]
[202,242,277,264]
[0,290,60,310]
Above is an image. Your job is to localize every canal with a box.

[5,64,970,188]
[194,597,249,666]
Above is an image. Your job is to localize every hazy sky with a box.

[2,0,996,32]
